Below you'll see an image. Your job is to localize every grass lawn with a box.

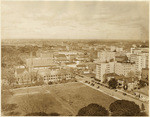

[4,82,116,116]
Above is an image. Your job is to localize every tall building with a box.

[115,62,136,77]
[130,53,149,72]
[96,61,136,82]
[96,62,115,82]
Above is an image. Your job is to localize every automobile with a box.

[97,86,100,88]
[123,93,127,95]
[90,83,94,86]
[85,81,88,83]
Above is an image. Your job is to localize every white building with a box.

[116,47,123,52]
[130,53,149,72]
[115,62,136,77]
[110,46,123,52]
[96,62,115,82]
[96,61,137,83]
[110,46,116,52]
[131,47,149,54]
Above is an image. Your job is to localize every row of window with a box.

[44,74,71,77]
[44,77,71,80]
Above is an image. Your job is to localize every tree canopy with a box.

[77,103,109,116]
[108,78,118,89]
[109,100,140,116]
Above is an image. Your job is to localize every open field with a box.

[4,82,116,116]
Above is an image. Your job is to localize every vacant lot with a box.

[4,82,116,116]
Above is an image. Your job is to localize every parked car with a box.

[97,86,100,88]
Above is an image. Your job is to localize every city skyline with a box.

[1,1,149,40]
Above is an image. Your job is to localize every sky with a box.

[1,1,149,40]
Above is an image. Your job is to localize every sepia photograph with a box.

[1,1,149,116]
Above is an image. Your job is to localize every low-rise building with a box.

[54,54,68,63]
[97,51,115,62]
[38,69,74,83]
[65,62,76,68]
[26,57,55,72]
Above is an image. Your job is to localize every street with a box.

[76,75,149,114]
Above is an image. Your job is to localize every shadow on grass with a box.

[25,112,60,116]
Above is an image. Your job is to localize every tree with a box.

[138,80,147,88]
[109,100,140,116]
[34,80,44,86]
[108,78,118,89]
[2,68,16,86]
[30,71,38,83]
[48,81,53,85]
[123,84,128,90]
[77,103,109,116]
